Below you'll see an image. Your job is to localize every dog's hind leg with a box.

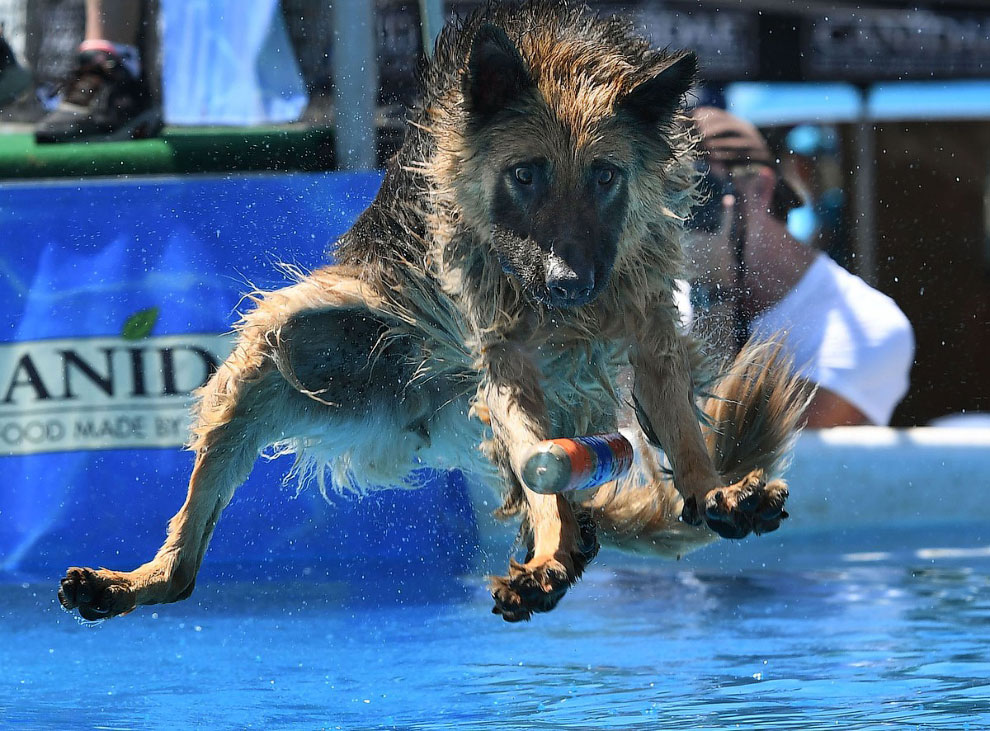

[58,268,431,621]
[58,336,290,620]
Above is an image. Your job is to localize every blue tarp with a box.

[0,172,479,578]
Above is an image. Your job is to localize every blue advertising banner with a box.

[0,172,479,579]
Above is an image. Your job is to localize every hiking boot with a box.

[0,31,32,108]
[35,47,161,143]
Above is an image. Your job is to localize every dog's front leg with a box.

[629,324,723,528]
[630,327,795,540]
[482,343,597,622]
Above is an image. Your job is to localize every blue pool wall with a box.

[0,172,479,578]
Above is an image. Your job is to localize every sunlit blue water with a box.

[4,523,989,730]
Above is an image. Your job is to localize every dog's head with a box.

[455,21,696,309]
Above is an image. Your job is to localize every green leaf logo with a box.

[121,307,160,340]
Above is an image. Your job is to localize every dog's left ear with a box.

[617,52,697,128]
[464,23,534,126]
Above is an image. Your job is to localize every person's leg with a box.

[79,0,143,79]
[84,0,141,44]
[35,0,159,142]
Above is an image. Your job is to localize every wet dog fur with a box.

[59,1,810,623]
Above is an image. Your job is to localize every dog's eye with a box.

[597,168,615,186]
[514,166,534,185]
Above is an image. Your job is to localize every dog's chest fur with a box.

[534,329,626,436]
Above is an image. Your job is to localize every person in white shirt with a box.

[687,107,914,427]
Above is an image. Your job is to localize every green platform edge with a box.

[0,126,336,180]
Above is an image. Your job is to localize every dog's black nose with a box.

[548,277,594,303]
[546,256,594,305]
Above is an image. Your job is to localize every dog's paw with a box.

[490,514,598,622]
[58,567,136,621]
[490,556,575,622]
[703,473,789,540]
[679,495,705,527]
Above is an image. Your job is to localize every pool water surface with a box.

[4,522,989,730]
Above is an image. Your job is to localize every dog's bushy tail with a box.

[702,338,813,486]
[585,338,812,557]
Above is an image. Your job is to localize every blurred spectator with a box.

[5,0,311,139]
[35,0,159,143]
[687,106,915,428]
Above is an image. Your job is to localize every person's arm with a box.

[804,386,870,428]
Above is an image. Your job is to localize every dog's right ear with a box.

[463,23,533,126]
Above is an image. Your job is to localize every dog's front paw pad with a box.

[58,567,135,621]
[680,495,704,526]
[490,558,573,622]
[704,476,789,540]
